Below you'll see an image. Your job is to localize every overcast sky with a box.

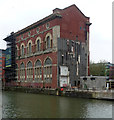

[0,0,112,63]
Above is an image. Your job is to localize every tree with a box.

[89,60,107,76]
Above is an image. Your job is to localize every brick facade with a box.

[4,4,91,88]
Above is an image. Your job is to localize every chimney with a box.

[53,8,62,14]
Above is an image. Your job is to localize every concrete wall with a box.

[80,76,106,90]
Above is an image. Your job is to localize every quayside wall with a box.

[3,86,114,100]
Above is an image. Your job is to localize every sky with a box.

[0,0,112,63]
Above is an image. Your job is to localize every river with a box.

[2,91,113,118]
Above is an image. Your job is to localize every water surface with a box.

[2,91,112,118]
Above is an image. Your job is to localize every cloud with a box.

[0,0,112,62]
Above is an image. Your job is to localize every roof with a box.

[53,4,89,19]
[5,4,89,38]
[15,13,62,36]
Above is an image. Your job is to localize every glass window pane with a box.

[37,40,40,51]
[29,43,31,54]
[47,36,50,48]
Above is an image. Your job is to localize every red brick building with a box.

[4,4,91,88]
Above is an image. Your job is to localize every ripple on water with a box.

[2,91,113,118]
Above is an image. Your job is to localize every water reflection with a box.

[2,91,112,118]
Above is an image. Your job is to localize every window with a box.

[37,40,40,51]
[20,63,25,81]
[21,45,24,56]
[35,37,41,52]
[44,58,52,83]
[35,60,42,82]
[29,43,31,54]
[47,36,50,49]
[15,64,18,80]
[27,41,32,55]
[45,33,52,50]
[46,23,50,29]
[20,43,25,57]
[27,61,33,82]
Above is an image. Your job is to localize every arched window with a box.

[35,37,41,52]
[35,60,42,82]
[21,45,24,56]
[27,61,33,82]
[20,43,25,57]
[15,64,18,80]
[27,40,32,55]
[37,40,40,51]
[20,62,25,81]
[44,58,52,83]
[47,36,50,49]
[45,33,52,49]
[29,42,31,54]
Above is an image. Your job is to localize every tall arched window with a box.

[35,37,41,52]
[15,64,18,80]
[21,45,24,56]
[45,33,52,49]
[27,40,32,55]
[37,40,40,51]
[27,61,33,82]
[47,36,50,49]
[44,58,52,83]
[35,60,42,82]
[29,42,31,54]
[20,43,25,57]
[20,62,25,81]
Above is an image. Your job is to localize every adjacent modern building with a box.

[4,4,91,88]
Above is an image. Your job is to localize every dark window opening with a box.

[74,81,77,86]
[83,77,87,80]
[90,77,95,80]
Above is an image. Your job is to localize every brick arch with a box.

[20,62,25,68]
[26,60,33,68]
[45,32,52,49]
[27,40,33,54]
[43,56,52,65]
[34,59,42,67]
[43,56,52,84]
[35,37,41,51]
[27,40,33,47]
[20,43,25,48]
[20,43,25,56]
[45,33,52,40]
[35,37,41,44]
